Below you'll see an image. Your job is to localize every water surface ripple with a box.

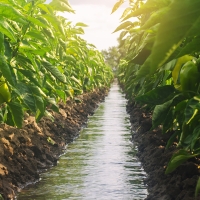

[18,83,148,200]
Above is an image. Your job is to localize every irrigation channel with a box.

[17,83,148,200]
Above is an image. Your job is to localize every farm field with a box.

[1,0,200,199]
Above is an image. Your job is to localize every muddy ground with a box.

[127,100,200,200]
[1,83,200,200]
[0,87,109,200]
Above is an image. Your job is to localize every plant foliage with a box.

[0,0,113,127]
[114,0,200,196]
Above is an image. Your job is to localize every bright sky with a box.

[46,0,129,51]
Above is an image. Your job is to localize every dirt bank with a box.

[127,100,200,200]
[0,87,109,200]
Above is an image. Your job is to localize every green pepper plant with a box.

[113,0,200,196]
[0,0,113,127]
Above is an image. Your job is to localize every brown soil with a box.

[127,100,200,200]
[0,88,109,200]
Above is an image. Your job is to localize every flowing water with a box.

[17,83,148,200]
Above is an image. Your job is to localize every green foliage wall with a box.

[0,0,113,127]
[113,0,200,196]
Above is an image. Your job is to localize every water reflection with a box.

[17,83,147,200]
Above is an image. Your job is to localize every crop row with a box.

[0,0,113,128]
[114,0,200,195]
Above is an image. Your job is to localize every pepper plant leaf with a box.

[50,0,75,13]
[189,125,200,151]
[113,21,134,33]
[41,60,66,83]
[152,99,173,129]
[75,22,88,27]
[177,36,200,57]
[195,178,200,197]
[111,0,124,14]
[43,14,65,36]
[165,149,197,174]
[0,55,15,85]
[135,85,176,105]
[149,0,200,73]
[185,97,200,124]
[0,18,17,42]
[17,69,41,87]
[7,102,24,128]
[0,33,4,55]
[0,3,26,24]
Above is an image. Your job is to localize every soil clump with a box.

[0,88,108,200]
[127,100,200,200]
